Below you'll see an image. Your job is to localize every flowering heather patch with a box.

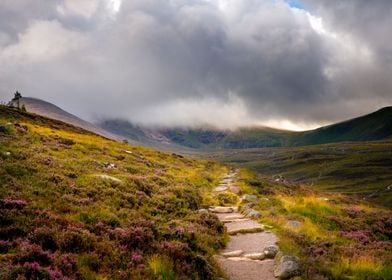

[1,198,27,209]
[0,107,227,279]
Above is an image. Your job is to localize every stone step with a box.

[243,253,265,260]
[209,206,237,213]
[222,218,251,224]
[226,220,264,235]
[214,185,229,192]
[221,250,244,258]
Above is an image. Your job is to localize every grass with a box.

[205,141,392,208]
[235,170,392,280]
[0,105,228,279]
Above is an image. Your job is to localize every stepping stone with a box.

[244,253,265,260]
[222,232,279,254]
[226,220,264,235]
[229,185,241,194]
[209,206,236,213]
[222,250,243,258]
[226,257,256,262]
[214,185,228,192]
[222,218,251,224]
[221,213,246,220]
[216,256,276,280]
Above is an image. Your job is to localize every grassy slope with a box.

[0,106,228,279]
[208,140,392,208]
[235,170,392,280]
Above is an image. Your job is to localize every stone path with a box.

[209,170,279,280]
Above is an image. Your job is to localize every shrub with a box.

[29,227,58,251]
[59,230,94,253]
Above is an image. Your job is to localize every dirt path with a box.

[210,171,279,280]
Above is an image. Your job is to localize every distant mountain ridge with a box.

[17,97,119,140]
[100,106,392,149]
[10,97,392,149]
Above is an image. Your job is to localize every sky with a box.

[0,0,391,131]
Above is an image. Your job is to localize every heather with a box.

[0,106,227,279]
[236,170,392,280]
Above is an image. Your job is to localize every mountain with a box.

[100,106,392,149]
[292,106,392,146]
[15,97,119,140]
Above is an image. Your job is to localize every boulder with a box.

[263,245,279,258]
[274,255,301,279]
[198,209,209,215]
[246,210,262,219]
[285,220,302,229]
[240,203,256,214]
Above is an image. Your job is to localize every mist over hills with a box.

[100,106,392,149]
[7,97,391,149]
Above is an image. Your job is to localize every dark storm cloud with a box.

[0,0,391,130]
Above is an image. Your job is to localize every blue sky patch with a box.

[286,0,306,10]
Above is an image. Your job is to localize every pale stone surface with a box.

[216,257,277,280]
[209,206,235,213]
[212,172,281,280]
[214,185,229,192]
[226,220,264,235]
[243,253,265,260]
[94,174,122,183]
[222,250,244,258]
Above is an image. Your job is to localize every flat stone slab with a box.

[229,185,241,194]
[216,256,277,280]
[214,185,229,192]
[222,232,279,255]
[209,206,237,213]
[226,220,264,235]
[244,253,265,260]
[223,218,251,224]
[216,213,245,220]
[222,250,244,258]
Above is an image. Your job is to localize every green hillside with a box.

[208,140,392,208]
[0,106,227,279]
[292,106,392,146]
[101,107,392,149]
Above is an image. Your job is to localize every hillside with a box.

[1,105,391,280]
[292,106,392,146]
[16,97,119,140]
[0,105,227,279]
[207,140,392,208]
[100,107,392,149]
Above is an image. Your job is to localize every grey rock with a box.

[242,194,258,202]
[240,203,256,213]
[285,220,302,228]
[246,210,262,219]
[274,255,301,279]
[198,209,209,215]
[209,206,235,213]
[263,245,279,258]
[214,185,228,192]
